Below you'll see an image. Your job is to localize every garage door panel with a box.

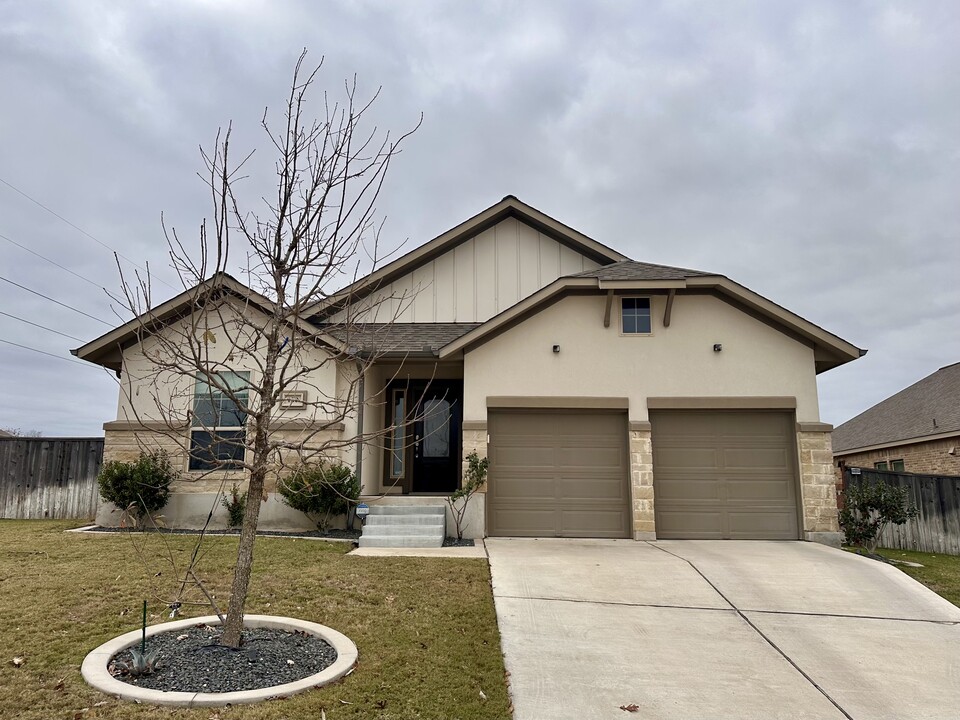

[556,446,623,468]
[490,508,557,536]
[559,508,630,537]
[656,509,724,537]
[728,510,798,539]
[488,410,630,538]
[654,478,721,500]
[723,448,790,469]
[652,411,800,540]
[557,477,628,501]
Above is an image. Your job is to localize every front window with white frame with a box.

[621,297,652,334]
[189,371,250,471]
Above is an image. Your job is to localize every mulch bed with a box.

[442,538,475,547]
[111,624,337,693]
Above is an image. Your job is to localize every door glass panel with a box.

[422,398,451,458]
[391,391,405,477]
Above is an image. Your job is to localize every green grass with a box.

[874,547,960,607]
[0,520,511,720]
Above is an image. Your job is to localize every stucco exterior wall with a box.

[328,217,601,324]
[462,292,822,423]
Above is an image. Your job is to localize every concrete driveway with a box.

[486,538,960,720]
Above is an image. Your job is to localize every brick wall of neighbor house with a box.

[629,427,655,540]
[835,435,960,483]
[797,430,840,542]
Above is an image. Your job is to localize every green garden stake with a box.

[141,600,147,655]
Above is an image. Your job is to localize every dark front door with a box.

[411,381,462,493]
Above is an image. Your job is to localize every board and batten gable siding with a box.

[462,292,822,423]
[330,216,602,324]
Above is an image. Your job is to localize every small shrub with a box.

[220,483,247,527]
[98,451,176,521]
[446,452,489,540]
[839,479,919,554]
[278,462,360,530]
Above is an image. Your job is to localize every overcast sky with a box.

[1,1,958,436]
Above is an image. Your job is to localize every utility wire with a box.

[0,310,85,342]
[0,175,178,291]
[0,230,107,291]
[0,275,112,326]
[0,337,100,369]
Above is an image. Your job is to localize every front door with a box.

[383,380,462,494]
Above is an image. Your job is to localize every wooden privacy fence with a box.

[0,438,103,520]
[843,467,960,555]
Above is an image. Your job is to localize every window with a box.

[874,461,888,471]
[189,371,250,471]
[891,459,905,472]
[621,297,652,334]
[390,389,405,477]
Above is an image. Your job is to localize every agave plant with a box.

[114,647,161,677]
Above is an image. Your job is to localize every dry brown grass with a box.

[0,520,511,720]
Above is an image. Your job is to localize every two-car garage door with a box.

[487,408,800,540]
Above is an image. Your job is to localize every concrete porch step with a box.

[365,514,445,527]
[367,504,445,516]
[359,503,447,548]
[358,534,445,548]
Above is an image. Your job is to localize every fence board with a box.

[0,438,103,520]
[843,467,960,555]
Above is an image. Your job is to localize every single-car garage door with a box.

[651,411,800,540]
[487,410,630,538]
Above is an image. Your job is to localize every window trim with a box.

[619,296,654,336]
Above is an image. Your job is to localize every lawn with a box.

[875,547,960,608]
[0,520,511,720]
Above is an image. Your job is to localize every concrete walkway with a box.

[486,538,960,720]
[348,539,486,558]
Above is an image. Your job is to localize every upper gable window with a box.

[621,297,652,334]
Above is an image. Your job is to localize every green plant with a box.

[839,479,919,554]
[278,462,360,531]
[446,452,489,541]
[113,646,161,677]
[220,483,248,528]
[97,452,176,522]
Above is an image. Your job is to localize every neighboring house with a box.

[833,362,960,476]
[0,429,13,438]
[73,196,864,544]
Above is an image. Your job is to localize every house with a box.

[833,362,960,476]
[73,196,864,544]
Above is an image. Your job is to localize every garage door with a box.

[651,411,800,540]
[487,410,630,538]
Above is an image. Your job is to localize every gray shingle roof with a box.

[314,322,482,355]
[565,260,716,281]
[832,362,960,452]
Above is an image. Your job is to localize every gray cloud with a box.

[1,0,958,434]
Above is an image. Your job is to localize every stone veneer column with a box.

[629,422,656,541]
[797,428,842,547]
[461,423,489,492]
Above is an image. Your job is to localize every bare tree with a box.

[113,51,420,647]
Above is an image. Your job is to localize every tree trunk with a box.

[220,440,268,647]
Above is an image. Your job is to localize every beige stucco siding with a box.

[116,301,338,427]
[462,292,822,423]
[329,217,601,324]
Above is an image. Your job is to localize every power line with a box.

[0,337,101,369]
[0,310,85,342]
[0,230,107,291]
[0,275,112,326]
[0,175,178,292]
